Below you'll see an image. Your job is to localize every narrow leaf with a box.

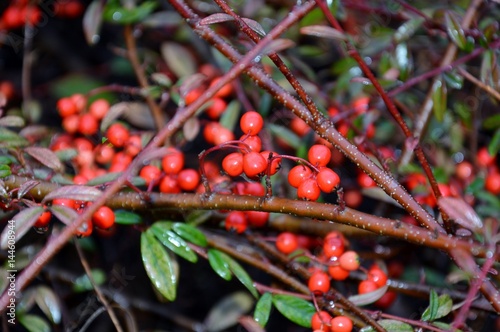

[151,223,198,263]
[0,207,44,249]
[393,17,425,43]
[172,222,208,247]
[300,25,347,41]
[242,18,266,36]
[272,294,315,328]
[34,286,61,324]
[438,197,482,231]
[223,252,258,298]
[445,12,466,50]
[254,292,272,327]
[17,180,40,200]
[83,1,104,45]
[141,230,177,301]
[360,319,413,332]
[0,164,11,178]
[219,99,241,132]
[114,210,142,225]
[18,314,50,332]
[72,269,106,292]
[260,39,295,57]
[0,127,29,148]
[204,291,254,332]
[208,249,232,281]
[100,102,127,132]
[42,185,102,203]
[268,123,301,149]
[432,78,447,122]
[239,316,265,332]
[422,289,439,321]
[25,147,64,172]
[49,205,79,226]
[348,285,389,306]
[488,128,500,156]
[161,42,196,78]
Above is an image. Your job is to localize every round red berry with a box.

[75,219,93,237]
[78,113,99,136]
[92,206,115,229]
[140,165,162,186]
[159,175,181,193]
[225,211,247,233]
[297,178,320,201]
[240,111,264,135]
[246,210,269,227]
[308,271,331,294]
[162,148,185,174]
[275,232,298,254]
[368,267,388,288]
[330,316,353,332]
[177,168,200,191]
[34,210,52,228]
[339,251,360,271]
[243,151,267,177]
[106,123,130,147]
[358,279,378,294]
[311,311,332,332]
[308,144,331,167]
[89,99,110,120]
[317,168,340,193]
[328,265,350,281]
[57,97,78,118]
[222,152,243,177]
[241,134,262,152]
[485,170,500,195]
[323,233,345,258]
[288,165,312,188]
[477,147,496,167]
[206,97,227,119]
[260,151,281,175]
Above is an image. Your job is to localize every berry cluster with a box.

[311,311,353,332]
[224,182,269,233]
[35,198,115,238]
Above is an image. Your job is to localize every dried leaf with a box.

[42,185,102,203]
[17,180,40,200]
[348,285,389,306]
[49,205,79,226]
[183,117,200,141]
[24,147,64,172]
[0,206,44,249]
[83,1,104,45]
[0,115,25,127]
[200,13,234,25]
[438,196,482,231]
[260,39,295,57]
[242,18,266,36]
[300,25,347,41]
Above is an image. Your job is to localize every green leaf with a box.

[483,114,500,130]
[204,291,255,332]
[72,269,106,292]
[432,321,463,332]
[422,290,452,321]
[432,78,447,122]
[34,286,61,324]
[114,210,142,225]
[268,123,301,149]
[254,292,272,327]
[141,230,177,301]
[207,249,232,281]
[360,319,413,332]
[443,71,463,89]
[0,164,11,178]
[151,222,198,263]
[223,252,258,298]
[18,314,51,332]
[445,12,466,50]
[488,128,500,156]
[393,17,425,43]
[0,127,29,148]
[219,99,241,132]
[272,294,315,328]
[172,222,208,247]
[103,1,158,24]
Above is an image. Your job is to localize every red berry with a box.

[477,147,496,167]
[184,88,203,105]
[323,233,345,258]
[357,172,376,188]
[62,114,79,134]
[206,97,227,119]
[328,265,350,281]
[243,151,267,177]
[213,126,235,145]
[140,165,162,186]
[106,123,129,147]
[344,190,362,208]
[125,135,142,157]
[63,0,84,18]
[455,161,474,181]
[159,175,181,193]
[308,271,331,294]
[375,291,397,309]
[78,113,99,136]
[222,152,243,177]
[225,211,247,233]
[52,198,76,209]
[330,316,353,332]
[358,280,378,294]
[177,168,200,191]
[241,134,262,152]
[368,267,388,288]
[352,96,370,114]
[89,99,110,120]
[34,210,52,228]
[240,111,264,135]
[290,117,311,137]
[110,152,132,173]
[92,206,115,229]
[260,151,281,175]
[246,211,269,227]
[210,77,233,98]
[57,97,78,118]
[75,219,93,237]
[162,148,185,174]
[485,170,500,195]
[288,165,312,188]
[339,251,360,271]
[311,311,332,331]
[308,144,331,167]
[73,174,88,185]
[94,144,115,165]
[275,232,298,254]
[243,182,265,196]
[317,168,340,193]
[297,178,320,201]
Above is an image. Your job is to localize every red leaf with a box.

[0,206,44,249]
[300,25,347,41]
[49,205,79,226]
[83,0,104,45]
[24,147,64,172]
[42,185,102,203]
[200,13,234,25]
[438,196,482,231]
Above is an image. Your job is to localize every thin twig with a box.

[457,66,500,102]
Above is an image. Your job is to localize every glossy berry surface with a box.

[330,316,353,332]
[275,232,298,254]
[288,165,313,188]
[240,111,264,135]
[92,206,115,229]
[242,151,267,177]
[308,144,331,167]
[308,271,330,294]
[338,251,360,271]
[311,311,332,331]
[225,211,247,234]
